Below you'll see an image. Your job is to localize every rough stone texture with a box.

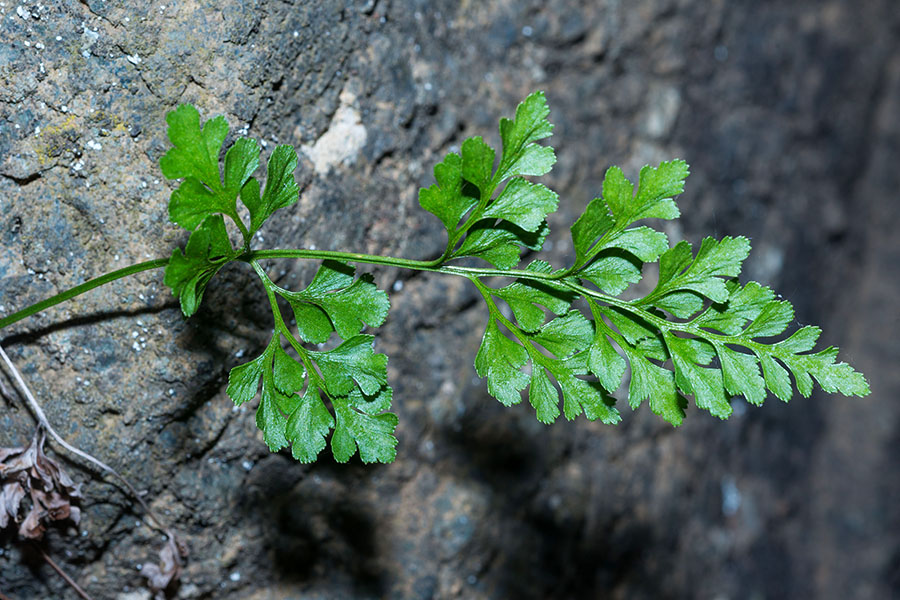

[0,1,897,598]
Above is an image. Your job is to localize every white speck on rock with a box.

[82,24,99,42]
[301,90,367,176]
[126,54,141,65]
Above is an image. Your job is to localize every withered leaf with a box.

[0,428,81,540]
[0,481,25,528]
[19,502,46,540]
[142,536,186,599]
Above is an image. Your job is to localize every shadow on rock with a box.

[235,454,387,598]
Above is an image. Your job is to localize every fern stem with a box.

[0,246,677,345]
[249,260,326,389]
[244,249,443,271]
[0,258,170,331]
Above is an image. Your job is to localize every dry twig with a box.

[34,543,94,600]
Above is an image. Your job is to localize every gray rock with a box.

[0,1,897,599]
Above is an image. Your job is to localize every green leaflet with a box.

[482,179,559,233]
[286,387,334,463]
[496,90,556,181]
[452,220,549,269]
[224,337,298,452]
[240,144,300,237]
[649,236,751,304]
[311,335,389,397]
[153,92,868,465]
[420,91,557,269]
[161,105,249,233]
[159,104,229,187]
[474,318,530,407]
[278,261,390,344]
[160,105,303,316]
[716,343,767,406]
[160,104,299,241]
[418,152,477,233]
[569,162,685,270]
[461,136,496,194]
[612,161,687,223]
[332,389,400,464]
[529,311,594,358]
[224,334,397,463]
[623,345,686,425]
[694,280,776,335]
[579,253,643,296]
[570,197,614,265]
[474,300,620,425]
[163,215,235,317]
[493,261,575,332]
[665,333,731,419]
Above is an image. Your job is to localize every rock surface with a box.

[0,1,897,598]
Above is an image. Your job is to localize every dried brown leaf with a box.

[0,446,22,463]
[35,489,72,522]
[0,481,26,528]
[142,537,186,598]
[0,429,81,540]
[18,503,46,539]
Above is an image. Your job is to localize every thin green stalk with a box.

[469,276,552,369]
[250,260,290,332]
[444,185,494,261]
[244,249,444,272]
[0,244,704,357]
[0,258,169,331]
[249,260,323,387]
[0,246,636,333]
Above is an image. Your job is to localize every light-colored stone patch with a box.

[642,84,682,139]
[117,590,151,600]
[301,90,367,176]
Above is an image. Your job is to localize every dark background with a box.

[0,1,898,598]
